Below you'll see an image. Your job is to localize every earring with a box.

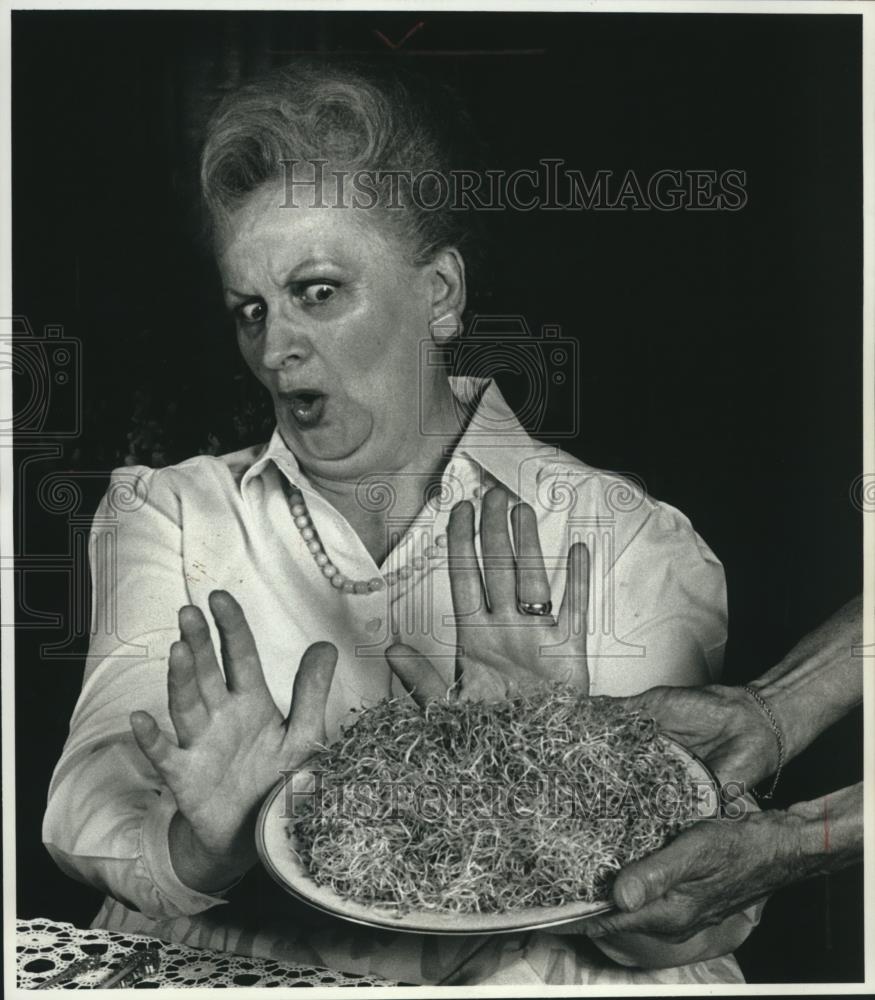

[430,311,461,344]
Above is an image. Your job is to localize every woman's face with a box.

[217,180,462,481]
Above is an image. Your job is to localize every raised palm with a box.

[387,487,589,705]
[130,591,337,862]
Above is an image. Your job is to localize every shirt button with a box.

[365,617,383,632]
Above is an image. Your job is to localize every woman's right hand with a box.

[130,590,337,893]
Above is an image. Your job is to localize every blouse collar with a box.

[240,376,557,506]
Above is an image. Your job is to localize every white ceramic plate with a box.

[255,736,719,936]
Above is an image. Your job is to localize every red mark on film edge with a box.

[374,22,426,50]
[823,793,830,853]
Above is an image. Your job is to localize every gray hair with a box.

[199,59,480,265]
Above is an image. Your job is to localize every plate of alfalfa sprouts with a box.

[257,684,721,935]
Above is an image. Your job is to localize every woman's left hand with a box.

[386,486,589,703]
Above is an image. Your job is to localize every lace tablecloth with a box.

[17,918,398,988]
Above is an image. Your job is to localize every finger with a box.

[557,542,589,641]
[167,640,209,747]
[208,590,267,695]
[179,604,226,710]
[584,899,692,940]
[284,641,338,761]
[609,687,670,716]
[510,502,552,608]
[583,913,637,938]
[130,710,179,775]
[385,642,449,708]
[447,500,485,620]
[479,487,517,614]
[612,827,705,912]
[608,687,700,746]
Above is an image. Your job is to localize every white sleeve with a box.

[585,494,728,696]
[42,466,227,919]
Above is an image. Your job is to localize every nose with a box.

[260,313,312,371]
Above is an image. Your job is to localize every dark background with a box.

[12,10,863,984]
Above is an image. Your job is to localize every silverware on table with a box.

[95,947,162,989]
[35,954,106,989]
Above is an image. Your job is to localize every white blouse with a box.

[43,377,756,986]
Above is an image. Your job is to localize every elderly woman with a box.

[44,60,760,985]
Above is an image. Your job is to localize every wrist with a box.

[761,805,811,872]
[747,787,863,890]
[737,684,785,795]
[715,685,780,788]
[169,811,256,894]
[785,784,864,876]
[748,680,806,768]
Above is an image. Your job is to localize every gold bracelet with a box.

[741,684,785,800]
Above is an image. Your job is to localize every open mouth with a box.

[284,390,327,429]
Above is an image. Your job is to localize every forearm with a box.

[749,595,863,764]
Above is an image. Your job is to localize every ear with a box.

[428,247,467,323]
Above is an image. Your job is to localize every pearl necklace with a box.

[284,484,448,594]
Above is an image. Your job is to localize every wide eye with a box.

[237,300,267,325]
[300,283,337,305]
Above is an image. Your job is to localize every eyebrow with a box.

[286,256,339,276]
[224,257,341,300]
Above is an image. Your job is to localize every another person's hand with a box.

[130,590,337,892]
[619,595,864,788]
[386,487,589,703]
[580,781,863,949]
[581,595,866,962]
[581,808,781,945]
[612,684,778,787]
